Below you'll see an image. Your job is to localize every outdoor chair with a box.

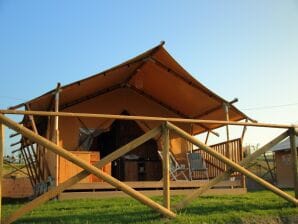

[158,151,189,181]
[187,152,209,181]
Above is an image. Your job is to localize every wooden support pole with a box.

[162,124,170,209]
[241,118,248,142]
[53,83,61,186]
[2,123,173,224]
[290,127,298,198]
[166,122,298,208]
[223,103,230,172]
[205,131,210,145]
[53,83,61,145]
[0,123,4,221]
[0,109,296,129]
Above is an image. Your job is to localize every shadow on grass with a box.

[14,209,162,224]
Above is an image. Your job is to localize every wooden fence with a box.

[0,111,297,223]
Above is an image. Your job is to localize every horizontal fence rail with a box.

[0,109,297,129]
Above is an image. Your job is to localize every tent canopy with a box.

[11,42,250,135]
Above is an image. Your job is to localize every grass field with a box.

[2,190,298,224]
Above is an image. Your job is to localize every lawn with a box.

[2,190,298,224]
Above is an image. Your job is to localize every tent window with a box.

[78,128,103,150]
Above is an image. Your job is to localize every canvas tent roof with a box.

[11,42,251,135]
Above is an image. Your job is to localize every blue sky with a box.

[1,1,298,154]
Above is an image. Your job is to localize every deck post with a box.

[166,122,298,208]
[290,127,298,198]
[0,123,4,221]
[223,103,230,161]
[162,123,170,209]
[53,83,61,186]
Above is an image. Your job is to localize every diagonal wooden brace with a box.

[165,122,298,208]
[174,128,289,210]
[0,114,176,223]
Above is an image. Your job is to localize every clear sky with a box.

[1,1,298,154]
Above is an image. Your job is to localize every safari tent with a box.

[7,43,251,196]
[2,43,298,223]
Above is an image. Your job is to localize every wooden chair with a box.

[187,152,209,181]
[158,151,189,181]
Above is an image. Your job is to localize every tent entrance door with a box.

[95,119,161,181]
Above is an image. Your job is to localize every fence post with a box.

[162,123,170,209]
[290,127,298,198]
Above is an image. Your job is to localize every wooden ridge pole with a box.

[0,123,4,221]
[165,122,298,208]
[2,124,172,224]
[162,124,170,209]
[290,127,298,198]
[0,109,296,129]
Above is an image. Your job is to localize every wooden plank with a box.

[166,122,298,208]
[0,123,4,220]
[59,188,247,200]
[162,125,170,209]
[0,109,296,129]
[290,128,298,198]
[2,122,164,224]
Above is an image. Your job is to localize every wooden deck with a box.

[59,180,246,200]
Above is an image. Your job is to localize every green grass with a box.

[2,191,298,224]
